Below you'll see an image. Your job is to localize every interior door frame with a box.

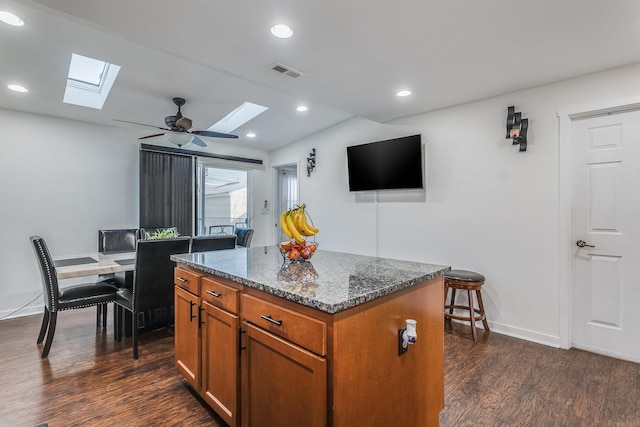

[557,95,640,349]
[272,162,299,245]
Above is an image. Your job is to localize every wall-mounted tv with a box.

[347,134,423,191]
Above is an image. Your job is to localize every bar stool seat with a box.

[444,269,489,342]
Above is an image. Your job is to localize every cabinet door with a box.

[201,301,239,427]
[174,286,200,389]
[241,322,327,427]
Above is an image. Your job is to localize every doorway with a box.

[568,108,640,362]
[274,164,298,242]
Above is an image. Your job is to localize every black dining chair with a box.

[96,228,138,327]
[114,237,191,359]
[190,234,236,252]
[234,227,254,248]
[30,235,119,358]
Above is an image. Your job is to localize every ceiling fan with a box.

[114,97,238,147]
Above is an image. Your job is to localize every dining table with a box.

[54,251,136,280]
[53,251,137,335]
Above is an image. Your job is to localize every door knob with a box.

[576,240,595,248]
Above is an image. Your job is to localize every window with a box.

[63,53,121,109]
[196,161,249,236]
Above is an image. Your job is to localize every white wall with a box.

[0,108,269,318]
[269,62,640,347]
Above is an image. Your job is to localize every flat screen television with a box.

[347,134,423,191]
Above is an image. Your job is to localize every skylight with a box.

[208,102,268,134]
[63,53,120,109]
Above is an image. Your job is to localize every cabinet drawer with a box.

[174,267,201,295]
[201,277,239,314]
[241,294,326,356]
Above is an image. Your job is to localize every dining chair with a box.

[98,228,139,253]
[114,237,191,359]
[30,235,119,358]
[234,227,254,248]
[96,228,138,327]
[190,234,236,252]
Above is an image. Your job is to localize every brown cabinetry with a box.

[174,285,200,388]
[174,268,240,427]
[175,263,444,427]
[201,301,239,426]
[242,322,326,427]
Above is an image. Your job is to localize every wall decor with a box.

[306,148,316,176]
[506,106,528,152]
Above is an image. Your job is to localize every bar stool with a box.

[444,269,489,342]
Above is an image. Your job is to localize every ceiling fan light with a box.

[165,132,193,147]
[271,24,293,39]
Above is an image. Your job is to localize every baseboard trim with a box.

[450,319,561,348]
[0,305,43,321]
[571,343,640,363]
[488,321,561,348]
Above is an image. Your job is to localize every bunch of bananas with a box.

[280,204,319,244]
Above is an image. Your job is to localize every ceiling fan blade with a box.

[191,136,207,147]
[114,119,170,131]
[192,130,239,139]
[139,133,166,140]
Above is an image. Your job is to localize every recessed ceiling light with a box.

[7,84,28,92]
[296,105,308,112]
[246,133,256,138]
[396,90,412,97]
[271,24,293,39]
[0,11,24,26]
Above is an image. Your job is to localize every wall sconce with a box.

[506,106,528,152]
[306,148,316,177]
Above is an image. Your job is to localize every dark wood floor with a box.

[0,308,638,426]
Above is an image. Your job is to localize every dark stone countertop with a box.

[171,246,449,314]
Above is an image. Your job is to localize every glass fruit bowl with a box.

[277,241,318,263]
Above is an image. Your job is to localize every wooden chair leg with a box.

[37,307,50,344]
[41,311,57,358]
[448,288,457,315]
[443,283,448,306]
[476,289,490,332]
[467,289,477,343]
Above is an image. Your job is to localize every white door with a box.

[275,165,298,242]
[571,110,640,362]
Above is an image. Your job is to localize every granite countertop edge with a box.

[171,254,450,314]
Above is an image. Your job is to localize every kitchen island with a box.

[172,246,449,427]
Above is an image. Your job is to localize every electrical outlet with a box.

[398,327,408,355]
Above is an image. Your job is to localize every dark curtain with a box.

[139,150,193,236]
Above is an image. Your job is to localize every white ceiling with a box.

[2,0,640,152]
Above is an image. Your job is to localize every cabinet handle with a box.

[177,277,187,283]
[199,306,204,326]
[189,301,196,321]
[206,290,221,298]
[260,315,283,326]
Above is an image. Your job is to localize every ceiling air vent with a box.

[270,62,304,79]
